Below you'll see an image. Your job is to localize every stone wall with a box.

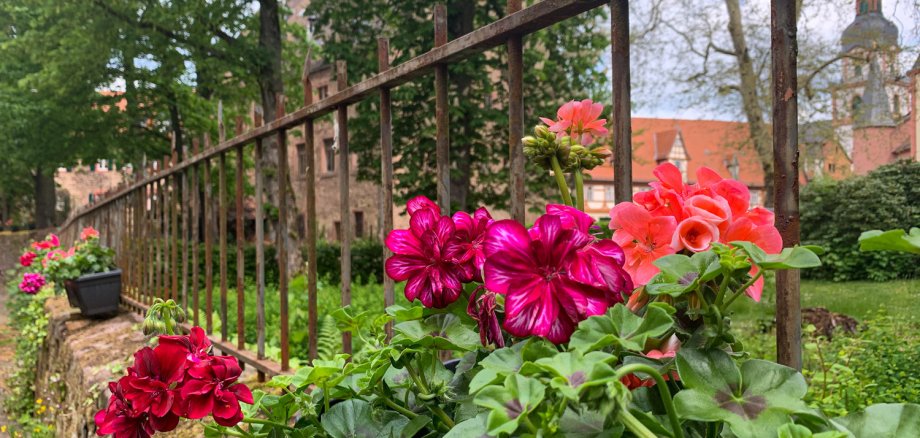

[34,297,203,437]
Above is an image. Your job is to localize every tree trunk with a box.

[33,167,56,228]
[167,90,184,161]
[258,0,302,275]
[447,0,475,212]
[724,0,774,206]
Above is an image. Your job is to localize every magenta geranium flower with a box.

[484,214,632,344]
[406,195,440,215]
[179,356,254,427]
[19,272,45,294]
[451,207,494,279]
[385,208,472,308]
[467,288,504,348]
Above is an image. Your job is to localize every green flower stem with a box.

[615,364,685,438]
[574,169,585,211]
[241,417,295,431]
[550,155,573,206]
[617,408,657,438]
[381,396,418,419]
[722,271,764,309]
[404,362,456,429]
[715,275,732,306]
[322,381,331,413]
[221,428,249,438]
[521,415,539,434]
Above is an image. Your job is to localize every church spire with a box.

[856,55,895,127]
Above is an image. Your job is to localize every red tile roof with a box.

[589,118,765,188]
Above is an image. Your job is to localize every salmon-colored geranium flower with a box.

[539,99,608,145]
[672,217,720,253]
[609,203,677,285]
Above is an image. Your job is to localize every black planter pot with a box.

[64,269,122,318]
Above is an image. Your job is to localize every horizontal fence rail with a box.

[58,0,803,376]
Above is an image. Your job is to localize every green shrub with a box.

[305,238,384,285]
[800,161,920,281]
[802,312,920,417]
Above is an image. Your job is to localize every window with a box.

[354,211,365,238]
[296,214,305,236]
[605,186,616,202]
[828,163,836,173]
[324,138,336,173]
[317,86,329,100]
[670,159,685,179]
[750,191,761,207]
[851,95,862,113]
[296,143,307,176]
[586,185,597,202]
[859,0,868,14]
[894,95,900,115]
[334,221,342,242]
[854,64,862,78]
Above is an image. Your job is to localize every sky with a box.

[626,0,920,121]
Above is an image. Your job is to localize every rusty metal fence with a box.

[58,0,802,377]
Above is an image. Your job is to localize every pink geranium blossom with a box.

[539,99,608,145]
[385,208,472,308]
[484,212,632,344]
[81,226,100,240]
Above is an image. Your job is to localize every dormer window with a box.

[654,129,690,180]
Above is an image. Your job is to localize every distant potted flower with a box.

[48,227,121,317]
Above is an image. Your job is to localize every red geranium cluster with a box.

[20,251,37,267]
[95,327,253,437]
[385,196,634,345]
[609,162,782,301]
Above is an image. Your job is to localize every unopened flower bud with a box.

[534,125,551,139]
[522,136,539,147]
[626,288,649,314]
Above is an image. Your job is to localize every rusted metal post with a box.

[434,3,450,214]
[507,0,525,223]
[203,135,214,334]
[235,122,246,351]
[192,138,201,326]
[378,38,395,340]
[772,0,801,370]
[302,60,319,362]
[181,146,189,310]
[275,94,290,371]
[337,60,353,355]
[253,106,267,365]
[610,0,632,203]
[219,150,229,342]
[171,151,179,302]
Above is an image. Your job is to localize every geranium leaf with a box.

[473,374,545,436]
[776,423,847,438]
[831,403,920,437]
[392,314,480,352]
[569,303,675,353]
[443,414,489,438]
[674,348,812,438]
[858,228,920,254]
[559,408,624,438]
[320,399,395,438]
[759,247,822,270]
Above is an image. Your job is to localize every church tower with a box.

[832,0,910,159]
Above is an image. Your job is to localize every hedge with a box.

[800,161,920,281]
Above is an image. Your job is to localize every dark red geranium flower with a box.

[95,380,156,438]
[19,251,37,267]
[158,326,213,366]
[179,356,254,427]
[122,345,185,428]
[385,208,473,308]
[467,287,504,348]
[451,207,494,280]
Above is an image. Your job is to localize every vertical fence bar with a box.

[181,145,190,310]
[253,106,267,367]
[235,135,246,351]
[192,138,201,327]
[378,38,395,339]
[507,0,525,223]
[162,155,170,300]
[275,95,290,371]
[204,136,214,333]
[156,165,164,301]
[219,148,229,342]
[434,3,450,214]
[302,63,319,362]
[171,151,179,302]
[337,60,352,355]
[144,181,152,305]
[772,0,801,370]
[610,0,632,203]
